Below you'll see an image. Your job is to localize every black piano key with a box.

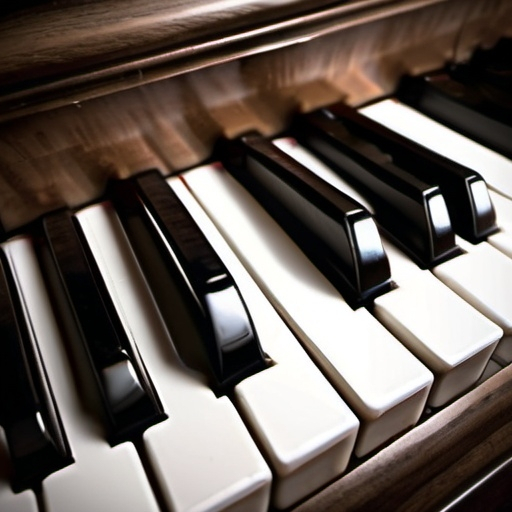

[108,171,267,395]
[39,210,166,445]
[293,110,462,269]
[397,72,512,160]
[0,248,73,492]
[217,133,393,308]
[323,102,499,244]
[450,38,512,91]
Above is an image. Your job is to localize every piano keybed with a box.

[1,1,512,511]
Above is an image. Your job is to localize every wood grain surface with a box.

[2,0,501,120]
[1,0,511,232]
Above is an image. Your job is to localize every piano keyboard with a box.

[1,49,512,511]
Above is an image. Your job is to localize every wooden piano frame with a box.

[1,1,511,510]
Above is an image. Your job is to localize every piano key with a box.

[360,99,512,201]
[76,201,272,512]
[293,108,461,268]
[108,171,267,394]
[451,38,512,91]
[0,435,38,512]
[169,176,359,509]
[397,72,512,159]
[217,133,392,307]
[39,209,166,446]
[0,243,73,493]
[433,239,512,364]
[181,163,433,458]
[319,102,498,243]
[3,236,161,512]
[373,241,501,408]
[273,138,503,407]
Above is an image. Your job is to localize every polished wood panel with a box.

[1,0,510,120]
[1,0,511,233]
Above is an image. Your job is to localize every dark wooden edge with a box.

[0,0,448,120]
[292,364,512,512]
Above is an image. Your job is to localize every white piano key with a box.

[76,203,272,512]
[374,242,502,407]
[2,236,160,512]
[182,164,433,458]
[488,230,512,259]
[0,435,37,512]
[360,99,512,201]
[273,138,503,407]
[434,239,512,364]
[169,177,359,509]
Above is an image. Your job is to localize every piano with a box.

[1,1,512,510]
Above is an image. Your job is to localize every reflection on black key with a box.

[217,133,392,308]
[397,72,512,160]
[39,210,166,445]
[324,103,498,243]
[108,171,267,395]
[294,110,462,269]
[0,248,73,492]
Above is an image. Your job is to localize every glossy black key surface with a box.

[108,171,267,394]
[397,72,512,160]
[217,133,392,308]
[40,210,166,445]
[324,102,498,244]
[0,249,73,492]
[294,110,462,269]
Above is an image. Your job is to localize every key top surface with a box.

[374,241,502,407]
